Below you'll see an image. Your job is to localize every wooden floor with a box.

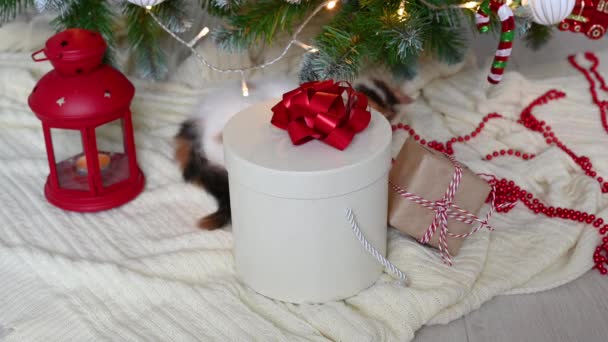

[414,271,608,342]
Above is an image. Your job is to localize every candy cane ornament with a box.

[476,0,515,84]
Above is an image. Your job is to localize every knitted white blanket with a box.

[1,17,606,341]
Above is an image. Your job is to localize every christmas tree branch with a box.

[414,0,470,10]
[123,3,166,80]
[300,1,468,81]
[213,0,322,51]
[299,25,362,82]
[152,0,192,33]
[0,0,33,23]
[524,22,553,50]
[0,0,555,82]
[124,0,192,79]
[199,0,239,17]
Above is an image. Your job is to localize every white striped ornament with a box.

[523,0,576,25]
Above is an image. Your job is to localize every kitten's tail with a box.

[354,78,412,121]
[174,120,231,230]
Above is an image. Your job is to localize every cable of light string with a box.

[146,0,336,96]
[147,1,483,96]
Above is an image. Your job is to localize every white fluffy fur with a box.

[192,76,299,166]
[188,59,468,167]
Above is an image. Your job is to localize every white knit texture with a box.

[0,17,606,341]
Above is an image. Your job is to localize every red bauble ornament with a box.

[28,28,145,212]
[558,0,608,39]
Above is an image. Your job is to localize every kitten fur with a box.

[174,76,411,230]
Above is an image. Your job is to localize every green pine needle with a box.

[383,8,426,66]
[524,22,553,50]
[154,0,192,33]
[122,3,167,80]
[211,0,244,10]
[212,0,320,51]
[212,26,251,52]
[52,0,116,65]
[199,0,238,17]
[299,26,361,82]
[422,21,467,65]
[0,0,33,23]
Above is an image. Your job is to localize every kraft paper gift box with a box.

[388,138,492,256]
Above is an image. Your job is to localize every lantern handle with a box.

[31,48,49,62]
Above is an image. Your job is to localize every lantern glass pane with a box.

[50,128,89,191]
[95,119,129,187]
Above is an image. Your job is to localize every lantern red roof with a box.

[28,28,135,127]
[28,66,135,127]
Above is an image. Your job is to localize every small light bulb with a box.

[397,1,405,17]
[326,1,337,10]
[461,1,478,9]
[241,77,249,97]
[145,5,152,10]
[294,40,319,53]
[188,26,210,47]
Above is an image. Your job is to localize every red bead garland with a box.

[392,111,608,273]
[568,53,608,134]
[518,89,608,192]
[390,53,608,274]
[392,113,503,155]
[486,176,608,274]
[484,149,535,161]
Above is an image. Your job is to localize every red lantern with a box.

[28,28,145,212]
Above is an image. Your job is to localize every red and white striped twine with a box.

[391,155,511,265]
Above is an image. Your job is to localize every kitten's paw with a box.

[174,136,193,171]
[198,211,230,230]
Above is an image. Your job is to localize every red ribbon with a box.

[270,80,371,150]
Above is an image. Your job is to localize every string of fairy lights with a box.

[145,0,504,96]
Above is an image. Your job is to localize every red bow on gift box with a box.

[270,80,371,150]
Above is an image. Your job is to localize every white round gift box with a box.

[223,100,392,303]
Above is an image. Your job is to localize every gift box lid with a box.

[223,100,392,199]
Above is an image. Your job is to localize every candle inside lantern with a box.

[75,153,111,174]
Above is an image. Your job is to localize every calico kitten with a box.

[174,76,411,229]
